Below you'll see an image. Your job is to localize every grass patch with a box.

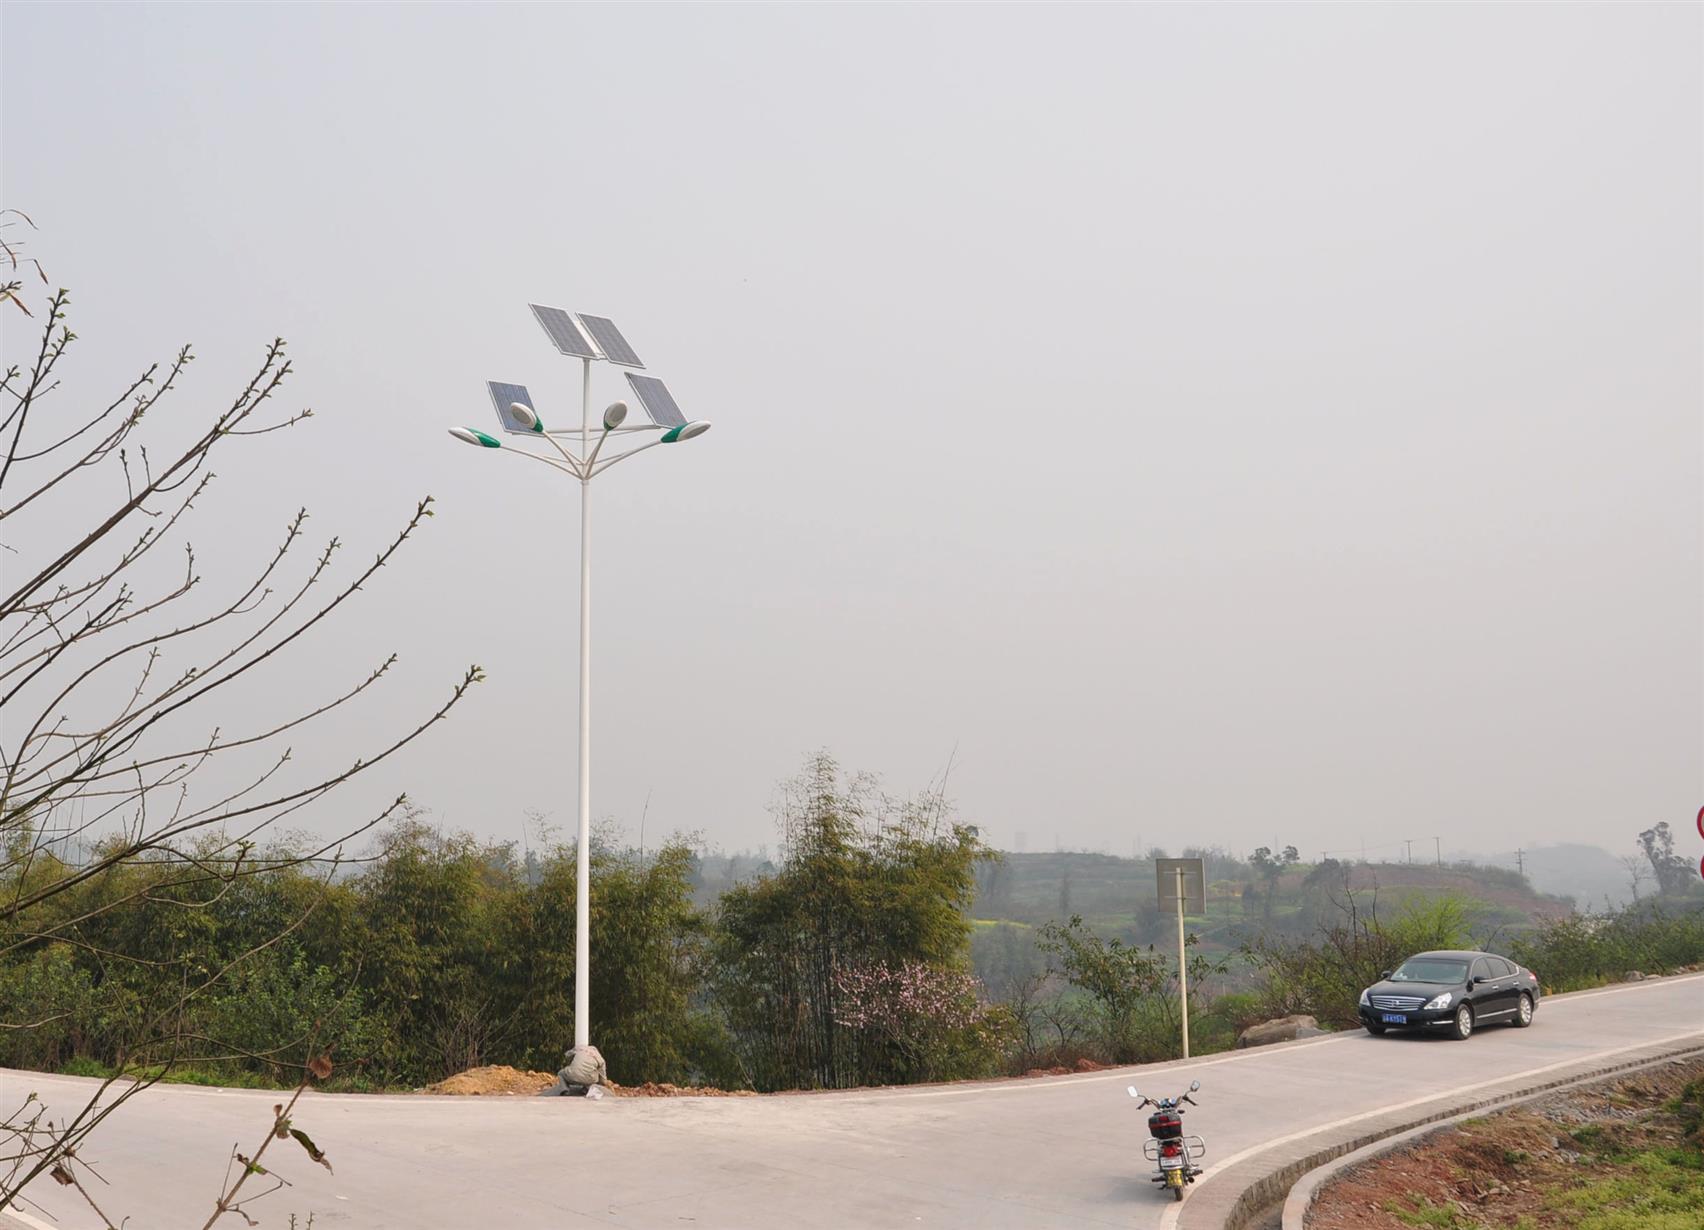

[1546,1137,1704,1230]
[1570,1123,1613,1152]
[1380,1196,1465,1228]
[56,1058,339,1092]
[58,1056,111,1079]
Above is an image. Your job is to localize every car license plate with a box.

[1382,1013,1407,1024]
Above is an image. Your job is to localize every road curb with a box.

[1173,1032,1704,1230]
[1278,1043,1704,1228]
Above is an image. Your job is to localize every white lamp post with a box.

[449,306,710,1059]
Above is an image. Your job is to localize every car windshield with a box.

[1391,958,1468,983]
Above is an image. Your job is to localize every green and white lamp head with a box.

[508,402,544,432]
[603,401,628,430]
[661,420,711,444]
[449,427,501,448]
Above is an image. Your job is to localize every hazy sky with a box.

[3,3,1699,867]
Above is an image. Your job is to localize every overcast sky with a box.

[3,3,1699,867]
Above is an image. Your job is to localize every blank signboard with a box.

[1155,858,1206,914]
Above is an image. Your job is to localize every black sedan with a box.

[1357,950,1541,1040]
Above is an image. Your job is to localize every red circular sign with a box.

[1699,852,1704,885]
[1698,805,1704,842]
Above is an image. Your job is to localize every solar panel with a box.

[577,314,644,368]
[487,381,540,434]
[529,304,601,359]
[624,374,687,427]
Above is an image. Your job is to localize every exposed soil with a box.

[608,1081,757,1098]
[1308,1057,1704,1229]
[420,1065,756,1098]
[1022,1058,1112,1078]
[422,1065,558,1095]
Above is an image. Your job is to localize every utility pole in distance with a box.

[1405,838,1414,864]
[1156,859,1205,1060]
[1434,836,1441,867]
[1516,848,1525,878]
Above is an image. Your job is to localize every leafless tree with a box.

[1618,854,1653,902]
[0,227,479,1217]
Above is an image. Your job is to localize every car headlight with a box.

[1422,992,1453,1011]
[1358,988,1370,1007]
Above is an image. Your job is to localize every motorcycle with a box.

[1127,1080,1205,1202]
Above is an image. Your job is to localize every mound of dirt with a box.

[422,1065,557,1096]
[421,1066,756,1098]
[606,1081,757,1098]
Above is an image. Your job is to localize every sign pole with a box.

[1176,865,1189,1060]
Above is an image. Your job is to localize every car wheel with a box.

[1365,1022,1387,1036]
[1447,1003,1474,1040]
[1513,993,1534,1028]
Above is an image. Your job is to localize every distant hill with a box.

[1493,843,1633,911]
[970,850,1574,938]
[966,850,1577,1001]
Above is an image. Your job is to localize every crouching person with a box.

[540,1044,606,1097]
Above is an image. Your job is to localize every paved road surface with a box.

[4,975,1700,1230]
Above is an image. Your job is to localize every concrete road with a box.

[4,975,1700,1230]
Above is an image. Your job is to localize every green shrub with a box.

[1510,902,1704,993]
[709,753,997,1090]
[1243,892,1473,1027]
[0,946,97,1072]
[1037,915,1226,1062]
[199,953,381,1083]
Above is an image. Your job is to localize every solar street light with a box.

[448,306,713,1066]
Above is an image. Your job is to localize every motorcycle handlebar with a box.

[1128,1083,1201,1109]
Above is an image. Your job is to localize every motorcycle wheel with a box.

[1173,1185,1185,1202]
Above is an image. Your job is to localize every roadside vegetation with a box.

[9,779,1697,1097]
[1308,1059,1704,1230]
[1510,901,1704,995]
[2,754,1006,1094]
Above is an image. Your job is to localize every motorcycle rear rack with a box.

[1142,1135,1206,1162]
